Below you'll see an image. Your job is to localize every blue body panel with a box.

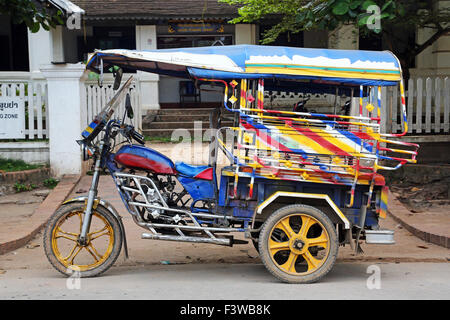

[177,175,215,201]
[175,162,210,178]
[217,167,379,227]
[175,162,216,202]
[107,150,378,230]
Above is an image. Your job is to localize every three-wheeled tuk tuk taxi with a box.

[43,45,419,283]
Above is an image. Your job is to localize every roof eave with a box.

[47,0,85,15]
[83,14,238,21]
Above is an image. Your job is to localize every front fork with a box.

[79,141,104,244]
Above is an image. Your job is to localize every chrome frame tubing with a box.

[114,172,244,241]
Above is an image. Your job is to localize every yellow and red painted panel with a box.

[377,186,389,219]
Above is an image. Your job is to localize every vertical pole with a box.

[136,25,159,112]
[41,63,87,176]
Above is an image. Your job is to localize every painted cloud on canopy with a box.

[245,55,398,70]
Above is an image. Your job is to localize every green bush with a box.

[14,182,37,193]
[0,157,42,172]
[43,178,59,189]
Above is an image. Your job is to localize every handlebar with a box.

[131,129,145,145]
[122,124,145,145]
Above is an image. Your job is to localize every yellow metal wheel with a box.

[51,211,114,272]
[268,214,330,275]
[259,204,338,283]
[44,203,122,277]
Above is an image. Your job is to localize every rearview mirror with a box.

[125,93,134,119]
[113,67,123,91]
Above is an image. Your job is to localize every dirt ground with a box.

[0,172,448,276]
[390,181,450,213]
[0,211,448,277]
[0,142,448,275]
[386,166,450,240]
[0,188,50,244]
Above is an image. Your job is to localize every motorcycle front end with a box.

[43,75,138,277]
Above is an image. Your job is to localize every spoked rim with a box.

[268,213,330,276]
[51,210,115,272]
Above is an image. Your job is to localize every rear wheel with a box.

[259,204,338,283]
[43,203,122,278]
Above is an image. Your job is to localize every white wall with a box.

[0,142,49,164]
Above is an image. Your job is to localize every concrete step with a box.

[154,108,216,116]
[143,128,214,139]
[144,108,235,116]
[142,107,236,131]
[151,113,235,122]
[153,114,211,122]
[146,121,234,130]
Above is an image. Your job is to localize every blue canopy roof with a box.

[86,44,403,88]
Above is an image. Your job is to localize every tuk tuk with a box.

[43,45,419,283]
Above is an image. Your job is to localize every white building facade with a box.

[0,0,449,176]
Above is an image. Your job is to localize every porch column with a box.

[27,29,52,78]
[328,23,359,50]
[27,25,67,76]
[235,24,257,44]
[136,25,160,111]
[51,25,65,64]
[40,63,87,177]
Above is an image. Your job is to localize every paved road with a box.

[1,262,449,300]
[1,173,449,301]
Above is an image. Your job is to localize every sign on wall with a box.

[168,23,224,34]
[0,96,25,139]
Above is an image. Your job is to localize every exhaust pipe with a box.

[141,233,231,246]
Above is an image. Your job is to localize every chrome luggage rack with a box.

[202,78,419,208]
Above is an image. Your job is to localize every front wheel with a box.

[258,204,338,284]
[43,202,123,277]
